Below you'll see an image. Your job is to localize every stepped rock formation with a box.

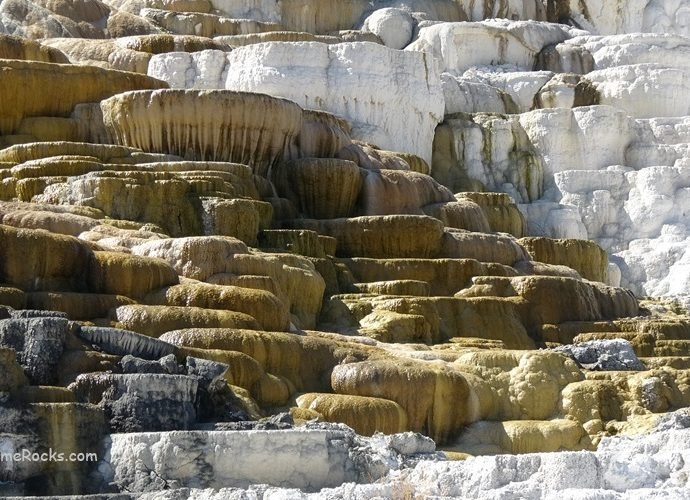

[1,0,690,497]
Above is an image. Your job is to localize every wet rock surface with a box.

[1,1,690,497]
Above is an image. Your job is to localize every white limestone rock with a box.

[149,42,445,163]
[518,106,632,185]
[146,410,690,499]
[457,0,546,22]
[407,19,578,73]
[587,64,690,118]
[461,65,554,112]
[559,0,690,36]
[567,33,690,71]
[147,49,230,89]
[361,8,415,49]
[441,73,518,114]
[100,427,443,493]
[433,113,545,203]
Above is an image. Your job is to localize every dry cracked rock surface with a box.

[1,0,690,497]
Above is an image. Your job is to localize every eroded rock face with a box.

[70,372,197,431]
[0,315,69,384]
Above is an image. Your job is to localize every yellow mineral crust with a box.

[293,215,445,258]
[519,236,610,283]
[0,33,68,62]
[450,419,590,455]
[0,224,92,292]
[0,60,166,135]
[88,251,179,299]
[331,359,478,444]
[296,393,408,435]
[114,304,261,337]
[143,282,290,332]
[160,327,370,392]
[272,159,362,219]
[100,89,303,176]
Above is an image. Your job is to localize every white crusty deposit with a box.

[148,41,445,163]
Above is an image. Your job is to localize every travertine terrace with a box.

[1,0,690,497]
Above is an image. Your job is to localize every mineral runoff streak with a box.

[0,448,97,463]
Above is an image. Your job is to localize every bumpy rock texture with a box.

[2,0,690,498]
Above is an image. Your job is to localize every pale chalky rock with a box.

[149,42,445,163]
[101,89,303,176]
[441,73,519,115]
[552,0,690,36]
[361,8,415,49]
[587,64,690,118]
[407,20,577,73]
[563,33,690,71]
[99,428,359,492]
[458,66,554,112]
[432,113,545,203]
[460,0,546,21]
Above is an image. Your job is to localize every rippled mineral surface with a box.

[1,0,690,498]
